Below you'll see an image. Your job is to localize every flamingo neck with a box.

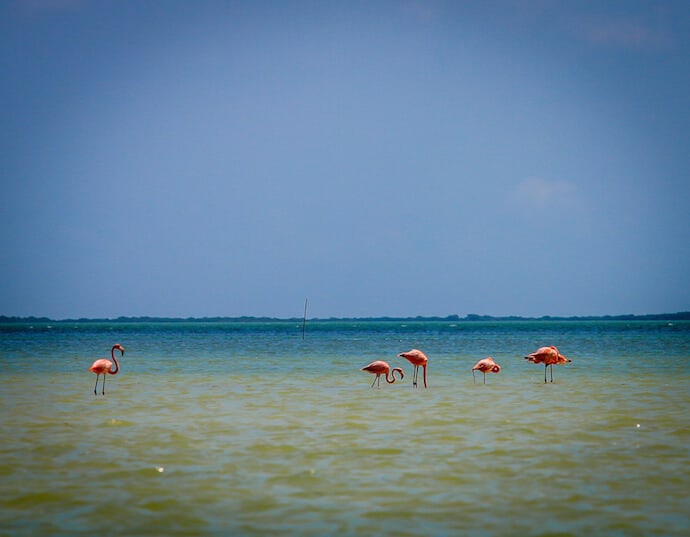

[422,364,428,388]
[109,346,120,375]
[385,368,404,384]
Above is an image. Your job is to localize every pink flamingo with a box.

[524,345,572,383]
[472,357,501,384]
[361,360,405,388]
[88,344,125,395]
[397,349,428,388]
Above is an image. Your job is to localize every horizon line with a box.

[1,312,689,323]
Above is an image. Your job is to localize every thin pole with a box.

[302,298,308,340]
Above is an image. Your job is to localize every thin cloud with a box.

[572,14,672,51]
[513,177,578,210]
[400,0,445,24]
[13,0,84,15]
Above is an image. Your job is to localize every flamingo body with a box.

[88,358,117,375]
[472,357,501,384]
[397,349,428,388]
[89,344,125,395]
[361,360,404,388]
[524,345,571,383]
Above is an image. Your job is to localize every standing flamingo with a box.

[472,357,501,384]
[361,360,404,388]
[88,344,125,395]
[397,349,428,388]
[524,345,572,383]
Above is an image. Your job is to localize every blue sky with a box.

[1,0,689,319]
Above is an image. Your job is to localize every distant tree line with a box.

[1,312,689,323]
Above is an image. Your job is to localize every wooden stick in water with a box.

[302,298,308,340]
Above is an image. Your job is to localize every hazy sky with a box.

[1,0,689,319]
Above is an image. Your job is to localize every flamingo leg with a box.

[102,374,106,395]
[472,370,476,384]
[93,374,100,395]
[483,372,487,385]
[413,365,419,388]
[370,374,380,388]
[544,364,548,383]
[550,365,554,383]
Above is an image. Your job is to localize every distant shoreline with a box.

[2,312,689,324]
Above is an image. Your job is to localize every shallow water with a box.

[1,320,689,536]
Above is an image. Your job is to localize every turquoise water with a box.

[1,320,689,536]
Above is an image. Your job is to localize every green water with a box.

[1,321,689,535]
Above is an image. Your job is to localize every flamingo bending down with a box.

[361,360,404,388]
[397,349,428,388]
[472,357,501,384]
[88,344,125,395]
[524,345,571,383]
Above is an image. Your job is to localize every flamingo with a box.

[524,345,572,383]
[397,349,428,388]
[88,343,125,395]
[361,360,404,388]
[472,357,501,384]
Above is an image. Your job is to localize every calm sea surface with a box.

[1,320,689,536]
